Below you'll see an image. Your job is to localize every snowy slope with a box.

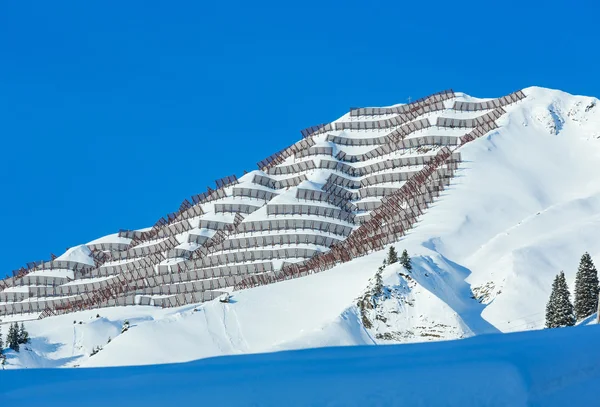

[3,325,600,407]
[2,86,600,369]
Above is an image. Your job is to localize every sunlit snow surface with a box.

[3,86,600,370]
[3,326,600,407]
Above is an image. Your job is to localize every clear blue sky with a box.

[1,0,598,274]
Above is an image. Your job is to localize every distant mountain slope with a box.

[2,86,600,369]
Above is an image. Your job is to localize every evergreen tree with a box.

[18,322,29,345]
[0,327,3,354]
[373,266,384,297]
[399,250,412,272]
[574,252,599,321]
[546,271,576,328]
[387,246,398,265]
[8,322,19,352]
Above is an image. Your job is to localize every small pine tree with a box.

[399,250,412,272]
[8,322,19,352]
[373,266,384,297]
[18,322,29,345]
[574,252,599,321]
[546,271,576,328]
[0,327,3,354]
[387,246,398,265]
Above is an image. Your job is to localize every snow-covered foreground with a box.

[3,86,600,370]
[3,325,600,407]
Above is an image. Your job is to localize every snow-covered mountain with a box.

[2,86,600,369]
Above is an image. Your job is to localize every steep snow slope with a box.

[2,86,600,369]
[4,326,600,407]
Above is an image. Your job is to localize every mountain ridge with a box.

[2,86,600,369]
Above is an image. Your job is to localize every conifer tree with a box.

[373,266,384,297]
[546,271,576,328]
[574,252,599,321]
[400,250,412,272]
[18,322,29,345]
[8,322,19,352]
[0,327,3,354]
[387,246,398,265]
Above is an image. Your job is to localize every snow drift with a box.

[3,325,600,407]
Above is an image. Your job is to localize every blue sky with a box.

[0,0,598,274]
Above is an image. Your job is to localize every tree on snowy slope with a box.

[400,250,412,272]
[0,327,3,354]
[18,322,30,345]
[387,246,398,265]
[546,271,576,328]
[574,252,599,321]
[373,265,384,297]
[7,322,19,352]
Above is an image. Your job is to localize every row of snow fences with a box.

[187,248,324,267]
[329,135,458,166]
[9,89,526,317]
[452,90,527,112]
[267,160,317,176]
[197,219,233,231]
[150,175,238,235]
[257,138,316,171]
[156,261,275,278]
[148,290,227,308]
[111,236,180,261]
[233,218,353,236]
[321,184,356,201]
[459,121,499,145]
[26,256,295,316]
[232,187,278,201]
[217,234,341,251]
[0,88,458,292]
[234,116,498,290]
[436,108,506,129]
[296,189,356,213]
[324,173,362,189]
[187,233,210,245]
[357,180,452,225]
[131,278,239,297]
[300,123,328,138]
[319,163,455,193]
[335,119,431,163]
[214,203,262,215]
[215,174,239,189]
[269,135,458,179]
[336,102,445,131]
[359,153,452,177]
[29,274,225,317]
[295,146,334,159]
[12,274,71,288]
[30,213,247,316]
[166,248,194,260]
[86,242,130,253]
[326,133,390,146]
[360,162,458,187]
[252,174,308,190]
[349,89,455,117]
[266,204,356,223]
